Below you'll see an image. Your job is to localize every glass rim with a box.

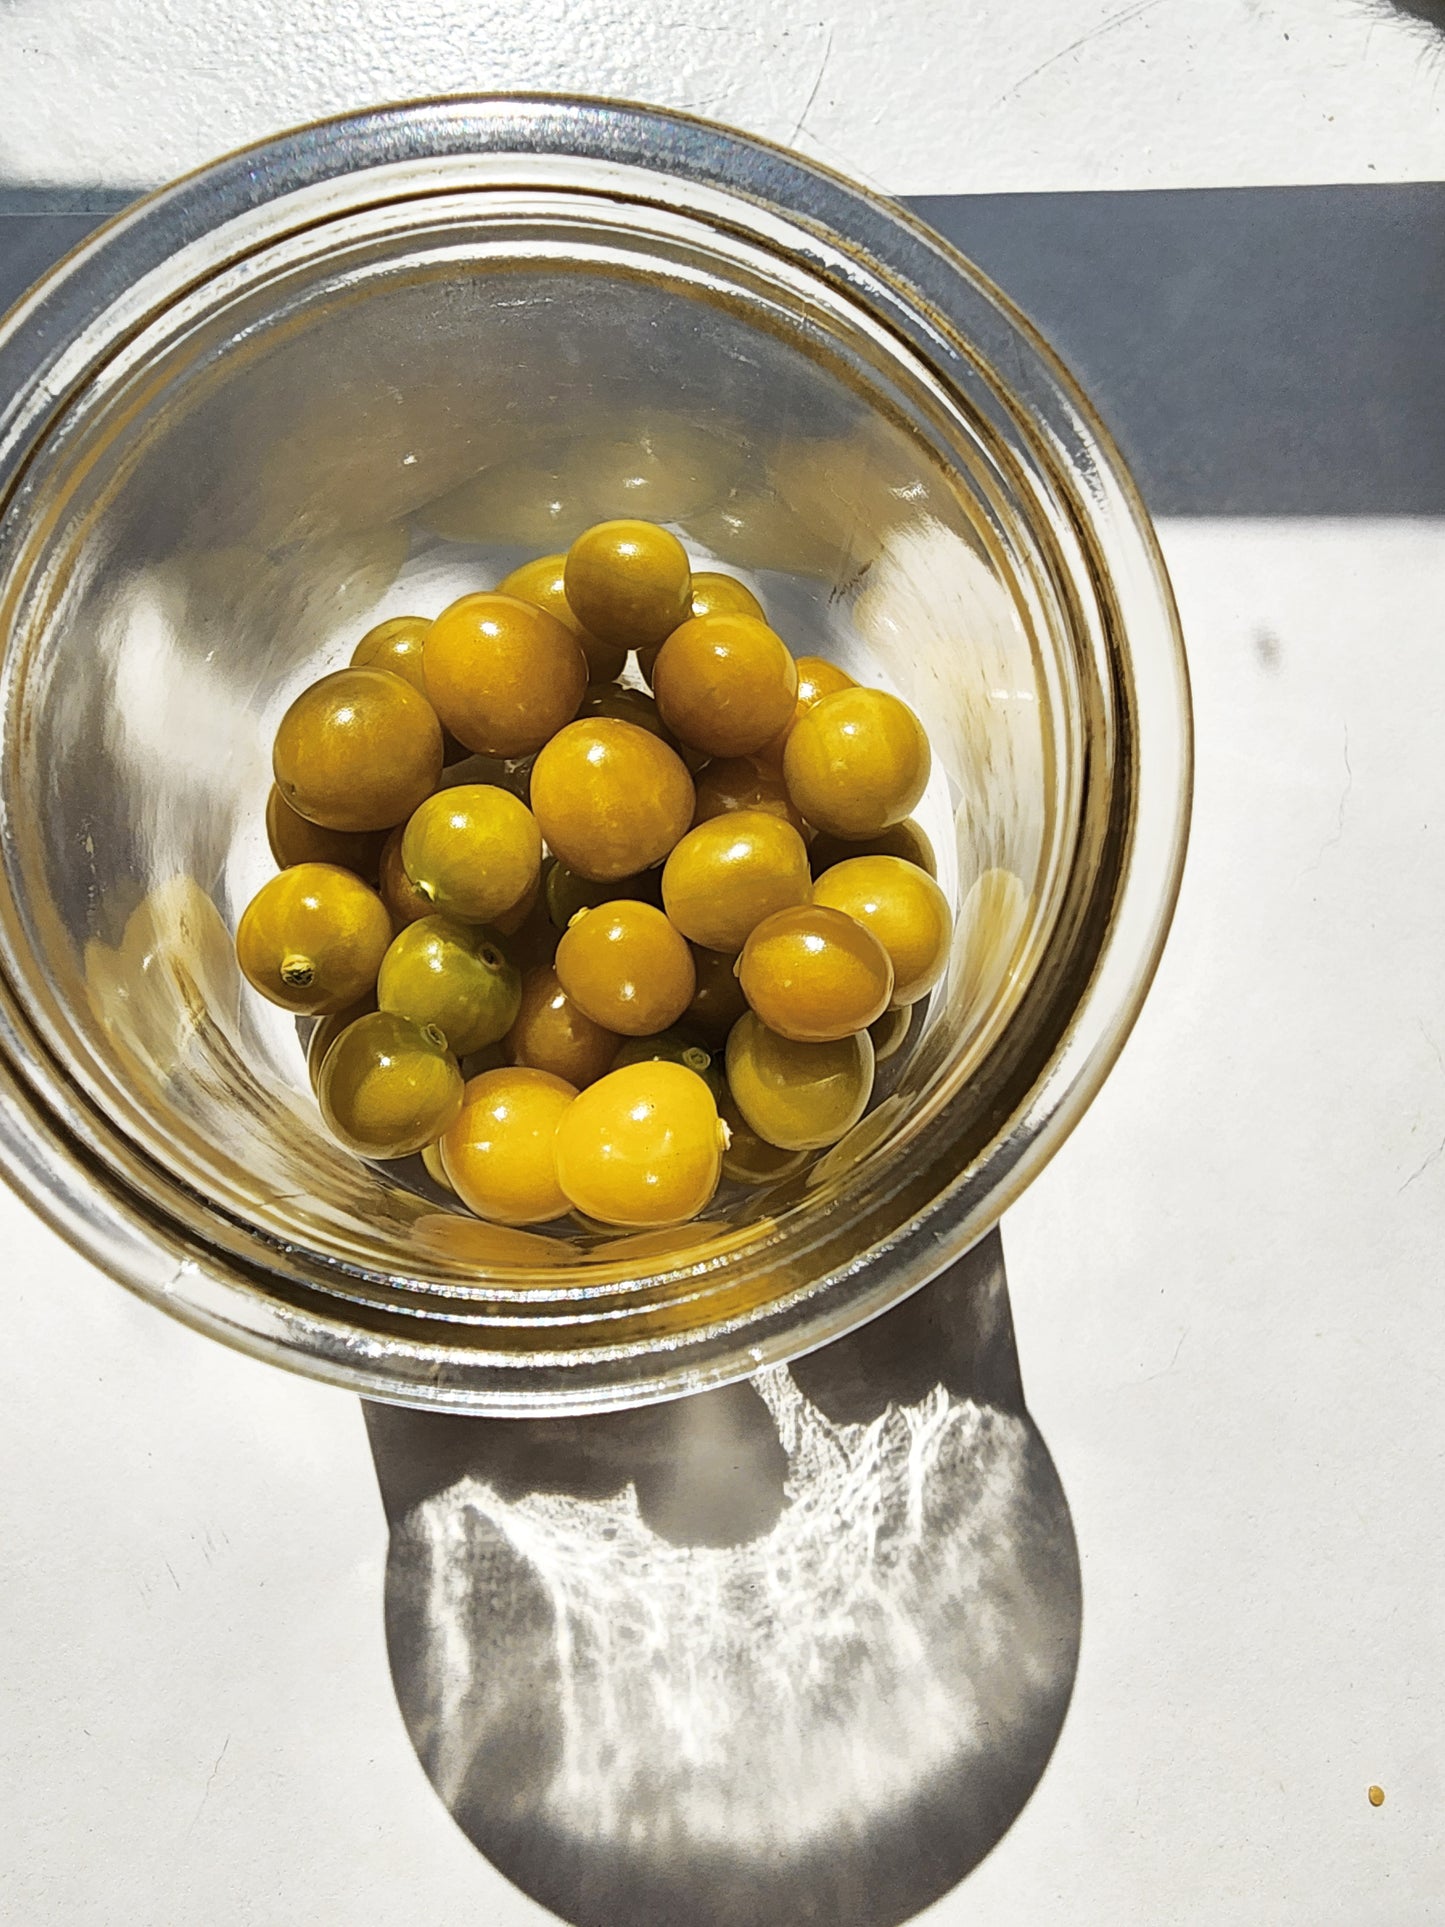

[0,94,1192,1413]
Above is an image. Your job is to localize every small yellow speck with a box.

[1368,1785,1385,1808]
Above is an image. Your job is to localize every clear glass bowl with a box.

[0,97,1190,1412]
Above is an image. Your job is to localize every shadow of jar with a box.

[365,1227,1081,1927]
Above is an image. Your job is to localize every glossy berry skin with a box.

[318,1010,463,1158]
[306,995,377,1090]
[689,571,766,624]
[400,785,542,925]
[636,573,766,683]
[491,871,541,938]
[496,553,627,685]
[579,680,709,773]
[421,1138,455,1193]
[350,615,433,693]
[718,1091,810,1186]
[544,857,662,931]
[273,667,443,833]
[424,591,588,757]
[440,1066,576,1225]
[684,943,749,1042]
[265,785,384,881]
[783,686,931,839]
[724,1011,875,1152]
[378,825,434,928]
[377,915,522,1056]
[563,519,692,650]
[737,904,894,1041]
[554,901,696,1037]
[691,755,808,837]
[236,862,392,1016]
[757,654,857,764]
[661,811,811,954]
[868,1003,914,1064]
[506,965,621,1089]
[610,1028,724,1104]
[530,719,695,881]
[554,1061,726,1227]
[813,854,953,1008]
[652,613,798,759]
[809,817,937,879]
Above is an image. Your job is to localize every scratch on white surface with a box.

[1398,1131,1445,1191]
[186,1733,231,1836]
[1326,725,1354,853]
[1003,0,1171,98]
[790,24,834,143]
[1398,1034,1445,1192]
[1136,1327,1189,1385]
[1299,724,1354,875]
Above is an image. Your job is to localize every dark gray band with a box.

[4,178,1443,515]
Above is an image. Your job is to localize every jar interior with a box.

[0,184,1079,1323]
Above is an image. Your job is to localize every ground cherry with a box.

[424,591,588,757]
[564,519,692,649]
[236,863,392,1016]
[506,965,621,1088]
[652,613,798,758]
[554,900,696,1037]
[554,1060,726,1227]
[813,854,953,1007]
[661,811,811,953]
[400,785,542,925]
[689,571,766,624]
[440,1067,576,1224]
[273,667,443,833]
[350,615,433,693]
[738,904,894,1041]
[377,915,522,1055]
[531,719,694,881]
[725,1012,875,1151]
[265,785,384,880]
[318,1010,463,1158]
[378,825,433,928]
[783,686,931,838]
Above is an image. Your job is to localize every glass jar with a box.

[0,97,1190,1412]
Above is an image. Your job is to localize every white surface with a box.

[0,0,1444,195]
[4,1,1445,1916]
[4,519,1442,1922]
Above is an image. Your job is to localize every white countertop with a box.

[2,4,1443,1921]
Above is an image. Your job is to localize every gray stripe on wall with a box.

[3,181,1444,515]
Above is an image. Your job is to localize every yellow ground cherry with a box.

[783,686,931,838]
[813,853,953,1007]
[737,904,894,1041]
[424,591,588,757]
[554,900,696,1037]
[440,1066,577,1224]
[554,1060,726,1227]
